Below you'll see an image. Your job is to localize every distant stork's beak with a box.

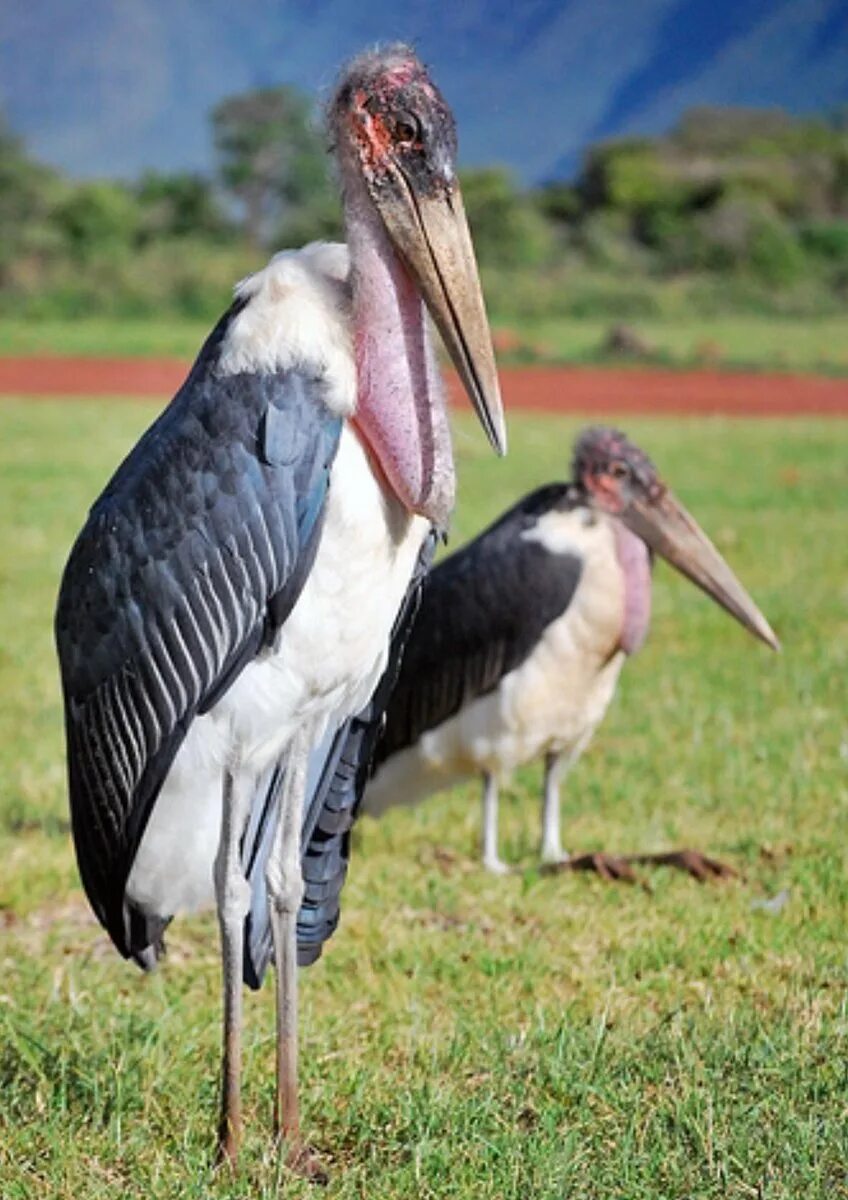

[623,490,780,651]
[373,172,507,456]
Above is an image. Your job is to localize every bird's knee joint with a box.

[265,859,304,916]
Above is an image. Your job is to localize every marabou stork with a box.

[54,46,505,1174]
[365,427,778,877]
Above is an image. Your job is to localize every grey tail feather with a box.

[241,719,351,989]
[241,529,437,990]
[127,907,169,972]
[132,944,162,972]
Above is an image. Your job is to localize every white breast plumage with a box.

[217,426,429,767]
[447,514,625,768]
[125,245,430,919]
[127,426,428,916]
[365,508,631,813]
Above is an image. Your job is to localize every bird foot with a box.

[626,848,738,882]
[542,852,640,883]
[539,851,571,869]
[483,856,512,876]
[284,1140,330,1186]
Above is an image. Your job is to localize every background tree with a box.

[52,182,140,264]
[134,171,234,244]
[0,113,64,284]
[211,85,339,250]
[460,167,554,269]
[1,97,846,322]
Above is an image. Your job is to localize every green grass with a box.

[502,313,848,374]
[1,311,847,373]
[0,318,213,358]
[1,400,847,1198]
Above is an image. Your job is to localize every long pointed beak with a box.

[623,489,780,650]
[373,171,506,456]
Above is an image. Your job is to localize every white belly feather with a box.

[127,426,429,916]
[366,515,629,815]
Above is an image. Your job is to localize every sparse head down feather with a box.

[329,43,443,123]
[572,426,663,503]
[327,43,457,194]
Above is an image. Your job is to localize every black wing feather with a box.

[55,309,342,961]
[374,485,585,765]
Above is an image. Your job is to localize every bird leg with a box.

[214,761,254,1168]
[540,751,568,866]
[535,742,736,884]
[539,743,640,881]
[266,725,325,1180]
[537,732,660,881]
[481,770,509,874]
[539,735,595,867]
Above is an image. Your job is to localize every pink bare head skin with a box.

[327,45,454,192]
[325,47,459,528]
[571,425,780,653]
[571,428,657,655]
[573,426,665,517]
[326,46,503,530]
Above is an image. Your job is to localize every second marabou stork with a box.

[366,427,778,876]
[54,46,504,1175]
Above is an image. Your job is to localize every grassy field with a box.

[0,318,213,359]
[506,314,848,375]
[1,312,847,374]
[0,400,846,1198]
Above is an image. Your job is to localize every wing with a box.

[241,529,438,987]
[55,307,342,961]
[373,485,585,765]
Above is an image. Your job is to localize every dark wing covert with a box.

[55,307,342,963]
[373,484,585,766]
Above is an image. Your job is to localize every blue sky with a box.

[2,0,847,183]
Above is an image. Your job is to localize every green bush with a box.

[750,218,807,285]
[1,94,847,325]
[52,182,141,263]
[577,210,650,271]
[135,172,234,244]
[0,118,65,279]
[460,168,555,269]
[534,181,581,225]
[0,240,257,320]
[800,222,848,262]
[480,263,664,321]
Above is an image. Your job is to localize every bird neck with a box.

[613,522,653,655]
[343,174,455,530]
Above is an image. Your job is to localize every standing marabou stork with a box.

[365,427,778,877]
[54,45,505,1175]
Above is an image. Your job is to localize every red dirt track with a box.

[1,356,847,416]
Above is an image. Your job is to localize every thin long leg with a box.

[214,762,254,1167]
[539,733,596,867]
[481,771,509,874]
[266,725,310,1162]
[540,751,566,866]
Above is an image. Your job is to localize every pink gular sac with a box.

[615,523,653,654]
[351,256,454,529]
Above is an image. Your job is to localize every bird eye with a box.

[394,111,422,145]
[609,461,630,480]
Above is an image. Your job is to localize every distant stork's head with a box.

[328,46,504,524]
[574,427,779,650]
